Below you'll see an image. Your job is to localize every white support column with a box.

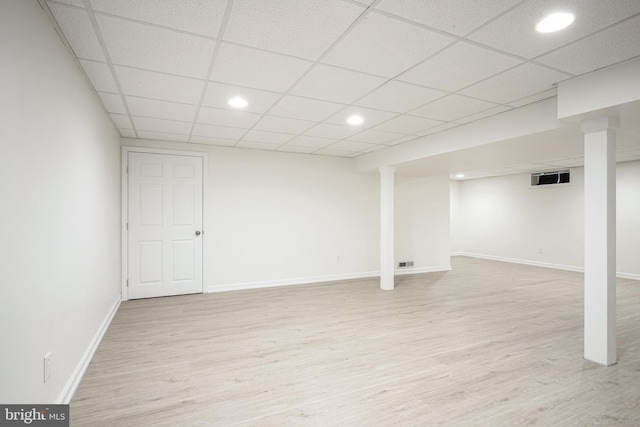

[582,117,618,366]
[379,166,395,291]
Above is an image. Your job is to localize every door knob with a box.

[195,230,202,236]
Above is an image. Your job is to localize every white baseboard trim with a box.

[208,271,378,293]
[454,252,640,280]
[618,272,640,281]
[395,265,452,276]
[57,296,121,404]
[207,266,452,293]
[456,252,583,273]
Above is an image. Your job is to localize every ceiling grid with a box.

[40,0,640,176]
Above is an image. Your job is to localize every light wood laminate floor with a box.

[71,257,640,426]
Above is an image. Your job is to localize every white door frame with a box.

[121,146,208,301]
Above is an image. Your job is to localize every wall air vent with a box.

[531,169,570,186]
[398,261,414,268]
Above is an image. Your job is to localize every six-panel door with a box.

[127,152,203,299]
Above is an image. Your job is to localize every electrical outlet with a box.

[43,352,51,383]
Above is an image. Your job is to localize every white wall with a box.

[449,179,462,254]
[453,161,640,278]
[124,139,452,289]
[0,0,121,403]
[396,175,451,271]
[617,161,640,276]
[208,147,381,287]
[124,139,380,289]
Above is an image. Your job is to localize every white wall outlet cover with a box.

[43,352,52,383]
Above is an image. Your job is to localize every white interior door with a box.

[127,152,203,299]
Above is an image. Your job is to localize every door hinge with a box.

[126,279,129,287]
[126,165,129,174]
[126,223,128,230]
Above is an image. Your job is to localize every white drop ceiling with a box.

[42,0,640,177]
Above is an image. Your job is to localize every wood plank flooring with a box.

[70,257,640,426]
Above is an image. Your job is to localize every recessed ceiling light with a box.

[347,115,364,126]
[535,12,575,33]
[456,174,465,179]
[228,97,248,108]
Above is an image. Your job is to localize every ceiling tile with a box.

[269,95,345,122]
[410,94,499,121]
[454,105,513,124]
[235,140,280,151]
[359,144,386,153]
[290,64,387,104]
[468,0,640,59]
[356,81,447,113]
[347,129,406,144]
[196,107,261,129]
[313,148,355,157]
[44,0,639,164]
[398,41,523,92]
[202,82,282,114]
[325,106,397,127]
[132,116,192,134]
[137,130,189,142]
[459,63,568,104]
[110,113,132,129]
[90,0,226,38]
[96,15,215,79]
[286,136,336,148]
[125,96,197,122]
[47,3,105,61]
[211,43,312,93]
[189,135,237,146]
[276,145,318,154]
[97,92,127,114]
[253,116,316,134]
[50,0,85,7]
[376,0,522,36]
[322,11,455,77]
[303,123,361,140]
[415,122,459,136]
[224,0,364,59]
[329,140,378,152]
[508,88,557,107]
[79,60,118,92]
[115,66,204,104]
[374,115,443,134]
[241,130,295,144]
[383,135,419,146]
[536,15,640,75]
[191,123,246,140]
